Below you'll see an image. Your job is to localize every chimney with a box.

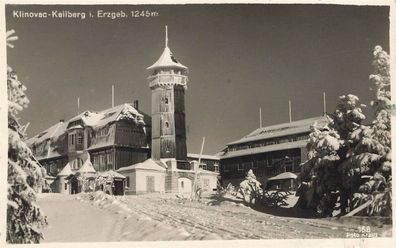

[133,100,139,110]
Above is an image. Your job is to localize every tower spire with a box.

[165,25,168,48]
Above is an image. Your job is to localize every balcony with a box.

[148,74,188,89]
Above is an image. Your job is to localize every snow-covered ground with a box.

[37,192,392,242]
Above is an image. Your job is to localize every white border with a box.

[1,1,395,247]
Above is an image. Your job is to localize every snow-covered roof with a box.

[27,103,148,157]
[77,159,96,174]
[26,121,67,147]
[268,172,297,181]
[228,116,328,146]
[117,159,166,172]
[97,170,126,179]
[57,163,74,177]
[221,140,307,159]
[69,104,145,129]
[187,153,220,161]
[147,46,187,71]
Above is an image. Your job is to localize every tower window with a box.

[164,97,169,104]
[165,122,169,128]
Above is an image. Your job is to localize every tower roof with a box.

[147,46,187,71]
[147,26,187,71]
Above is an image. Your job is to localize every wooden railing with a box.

[148,74,188,89]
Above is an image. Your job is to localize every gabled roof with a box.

[268,172,297,181]
[147,46,187,71]
[26,121,67,147]
[77,159,96,174]
[228,116,328,146]
[57,163,73,177]
[68,103,145,129]
[117,159,166,172]
[97,170,126,179]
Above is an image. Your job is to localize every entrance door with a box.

[113,180,124,196]
[146,176,155,193]
[70,177,79,194]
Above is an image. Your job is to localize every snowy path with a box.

[37,193,193,242]
[37,193,392,242]
[122,194,392,240]
[37,194,126,242]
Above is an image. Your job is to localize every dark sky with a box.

[6,4,390,154]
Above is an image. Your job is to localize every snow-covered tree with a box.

[345,46,391,216]
[7,30,47,243]
[298,94,365,216]
[298,46,391,217]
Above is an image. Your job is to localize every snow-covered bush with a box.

[298,46,391,217]
[7,30,47,243]
[239,170,291,207]
[239,170,263,205]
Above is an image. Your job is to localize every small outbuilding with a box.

[117,159,166,195]
[54,163,74,194]
[96,170,126,195]
[266,172,298,191]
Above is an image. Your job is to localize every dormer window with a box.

[77,132,83,145]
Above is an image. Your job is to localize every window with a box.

[64,183,67,190]
[93,156,98,168]
[237,164,243,171]
[100,155,105,166]
[126,176,130,188]
[77,132,83,145]
[279,137,289,144]
[107,153,113,165]
[297,135,309,141]
[164,97,169,104]
[181,181,184,189]
[69,134,75,145]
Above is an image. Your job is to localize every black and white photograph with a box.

[2,1,394,246]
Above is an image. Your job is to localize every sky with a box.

[6,4,390,155]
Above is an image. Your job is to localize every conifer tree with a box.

[344,46,391,216]
[7,30,47,243]
[298,46,391,216]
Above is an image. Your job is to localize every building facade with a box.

[187,153,220,173]
[219,116,328,187]
[27,103,151,193]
